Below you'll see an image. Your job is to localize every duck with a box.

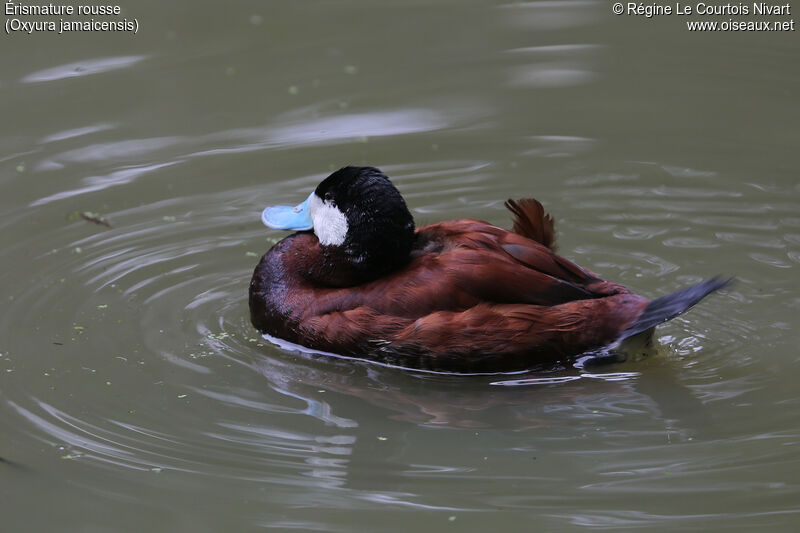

[249,166,730,373]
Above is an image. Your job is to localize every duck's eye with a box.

[324,192,334,203]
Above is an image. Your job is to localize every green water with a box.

[1,1,799,531]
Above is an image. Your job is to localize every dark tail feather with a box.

[618,277,733,341]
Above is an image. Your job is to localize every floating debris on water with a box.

[67,211,111,227]
[79,211,111,227]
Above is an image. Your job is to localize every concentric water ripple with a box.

[1,153,797,531]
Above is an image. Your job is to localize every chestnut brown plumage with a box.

[250,167,729,373]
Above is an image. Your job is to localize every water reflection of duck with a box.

[249,166,729,373]
[251,348,711,431]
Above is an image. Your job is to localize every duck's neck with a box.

[296,233,413,288]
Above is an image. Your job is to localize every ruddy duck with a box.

[249,166,729,372]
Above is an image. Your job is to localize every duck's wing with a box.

[502,198,629,294]
[438,219,628,298]
[297,220,630,323]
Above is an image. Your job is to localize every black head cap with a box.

[312,166,415,282]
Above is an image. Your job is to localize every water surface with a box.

[1,1,799,532]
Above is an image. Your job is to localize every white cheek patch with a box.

[309,194,348,246]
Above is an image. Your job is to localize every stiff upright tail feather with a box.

[505,198,557,251]
[617,277,733,342]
